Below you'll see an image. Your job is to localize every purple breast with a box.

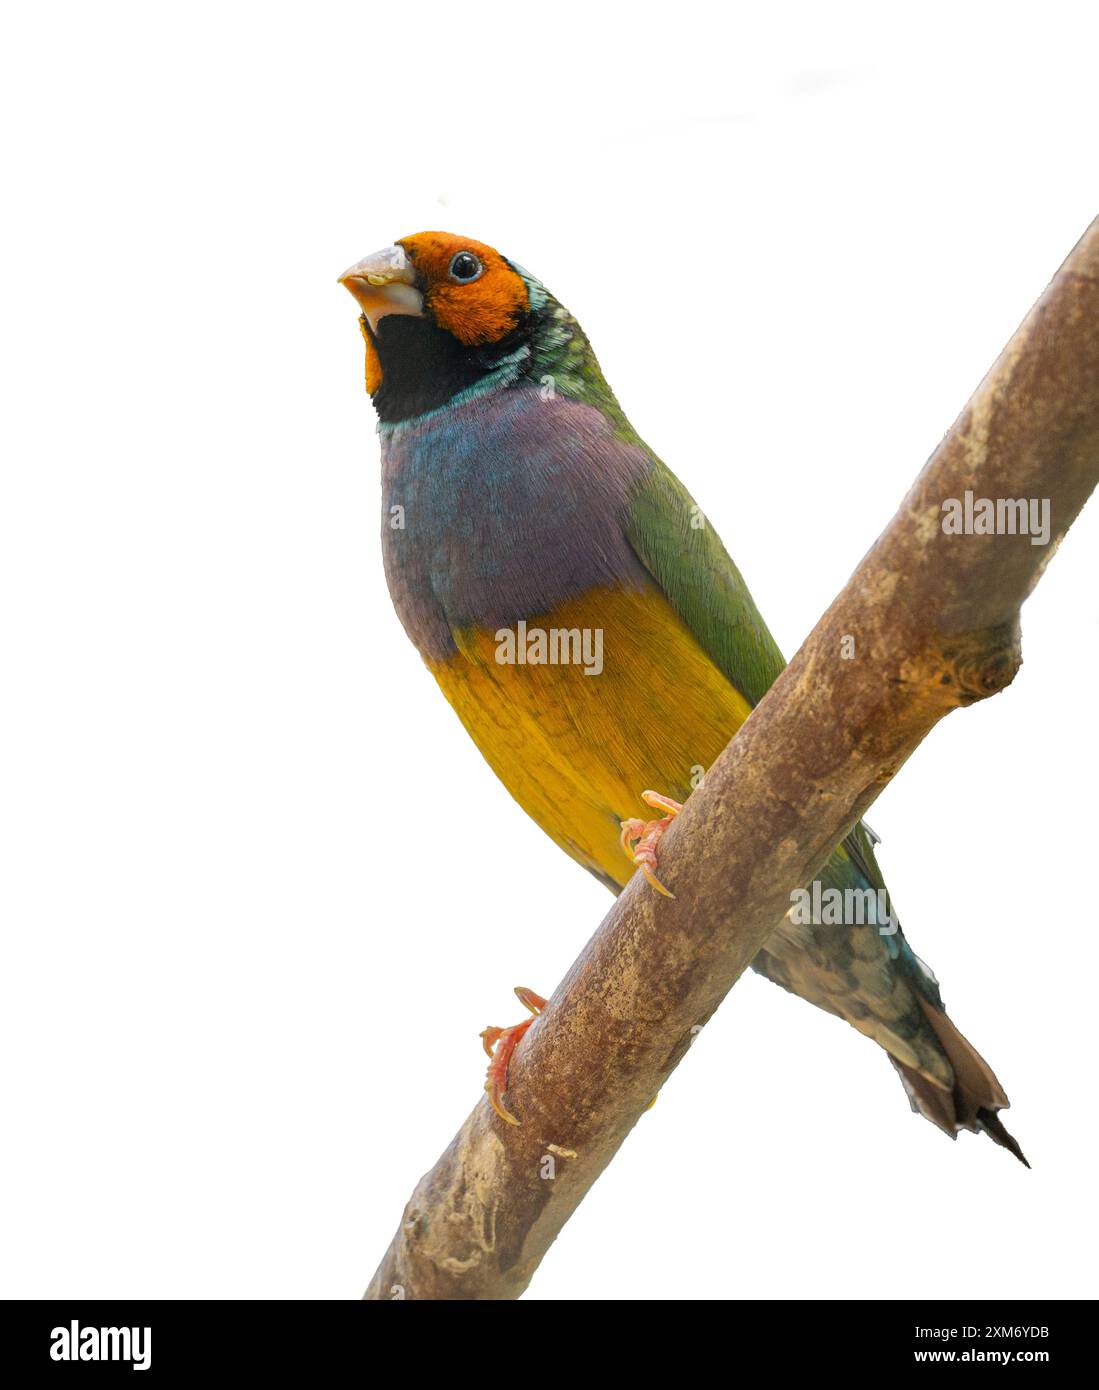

[379,385,653,659]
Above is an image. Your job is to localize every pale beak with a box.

[338,245,423,333]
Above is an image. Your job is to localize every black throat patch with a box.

[369,313,532,423]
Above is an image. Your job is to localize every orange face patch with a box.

[397,231,529,347]
[359,316,383,394]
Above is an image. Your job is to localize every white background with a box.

[1,1,1096,1300]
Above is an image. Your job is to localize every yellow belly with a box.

[430,585,753,887]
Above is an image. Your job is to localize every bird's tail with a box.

[891,996,1029,1166]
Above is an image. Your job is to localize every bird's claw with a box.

[620,790,683,898]
[480,986,547,1125]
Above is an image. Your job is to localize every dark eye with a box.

[448,251,483,283]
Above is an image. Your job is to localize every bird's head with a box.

[339,231,568,424]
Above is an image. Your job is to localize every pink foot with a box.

[619,790,683,898]
[480,987,547,1126]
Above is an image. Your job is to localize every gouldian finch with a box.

[340,232,1025,1163]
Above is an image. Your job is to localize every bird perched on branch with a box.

[339,231,1025,1163]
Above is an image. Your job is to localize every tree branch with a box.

[364,218,1099,1301]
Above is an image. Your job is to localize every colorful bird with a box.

[339,231,1025,1163]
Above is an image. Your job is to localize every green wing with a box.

[625,457,886,892]
[624,458,786,707]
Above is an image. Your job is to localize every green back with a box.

[626,458,786,708]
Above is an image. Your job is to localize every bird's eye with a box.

[448,251,483,283]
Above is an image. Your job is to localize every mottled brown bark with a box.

[364,219,1099,1301]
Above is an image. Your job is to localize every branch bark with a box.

[365,218,1099,1301]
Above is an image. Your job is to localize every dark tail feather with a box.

[976,1107,1030,1168]
[891,997,1029,1166]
